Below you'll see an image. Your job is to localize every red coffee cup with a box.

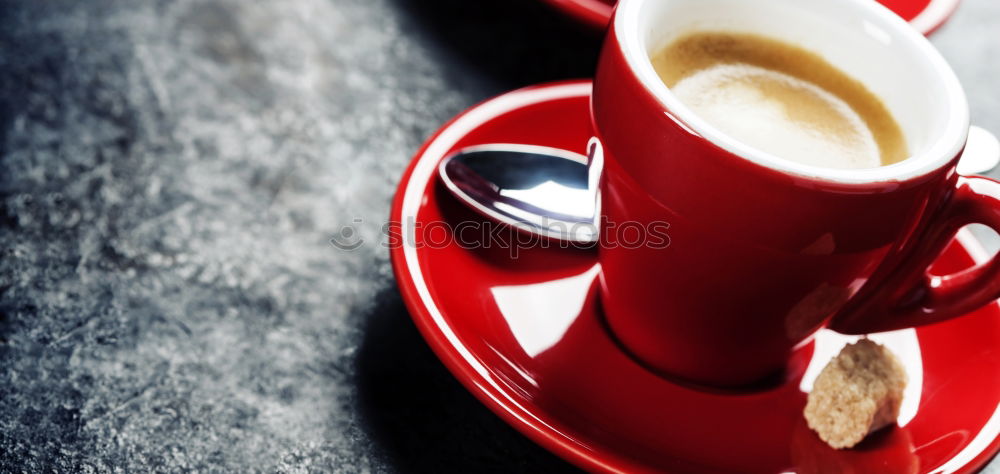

[593,0,1000,387]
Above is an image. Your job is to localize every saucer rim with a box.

[389,79,999,473]
[538,0,961,35]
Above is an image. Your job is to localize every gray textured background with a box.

[0,0,997,472]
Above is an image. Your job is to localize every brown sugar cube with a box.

[804,339,908,449]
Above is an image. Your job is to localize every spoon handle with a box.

[587,137,605,228]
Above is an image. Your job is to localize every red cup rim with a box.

[539,0,961,35]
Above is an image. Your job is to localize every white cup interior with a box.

[616,0,969,184]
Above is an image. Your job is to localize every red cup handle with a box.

[831,176,1000,334]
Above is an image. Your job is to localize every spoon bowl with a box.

[438,144,598,244]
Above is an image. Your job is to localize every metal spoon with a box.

[438,143,600,244]
[958,126,1000,176]
[439,129,1000,245]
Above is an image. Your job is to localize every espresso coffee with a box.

[652,32,907,169]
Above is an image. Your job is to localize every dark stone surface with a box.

[0,0,996,472]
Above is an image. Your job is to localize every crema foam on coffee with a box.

[652,32,908,169]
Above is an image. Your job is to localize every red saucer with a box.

[390,80,1000,473]
[540,0,961,35]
